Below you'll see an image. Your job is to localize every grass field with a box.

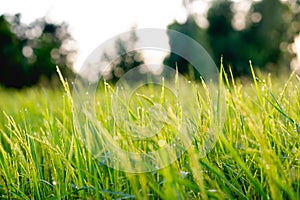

[0,67,299,199]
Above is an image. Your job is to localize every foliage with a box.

[0,14,76,88]
[164,0,300,78]
[0,68,299,199]
[163,17,208,79]
[102,28,144,83]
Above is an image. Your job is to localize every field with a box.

[0,67,299,199]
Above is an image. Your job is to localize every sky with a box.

[1,0,300,71]
[0,0,191,71]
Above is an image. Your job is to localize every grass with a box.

[0,66,299,199]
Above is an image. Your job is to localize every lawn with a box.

[0,67,299,199]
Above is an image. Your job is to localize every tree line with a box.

[1,0,300,88]
[164,0,300,78]
[0,14,75,88]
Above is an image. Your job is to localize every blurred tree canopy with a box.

[102,28,144,83]
[0,14,76,88]
[163,17,208,79]
[164,0,300,78]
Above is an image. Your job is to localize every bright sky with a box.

[1,0,300,71]
[0,0,189,71]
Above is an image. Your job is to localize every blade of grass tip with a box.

[228,65,240,111]
[104,80,111,118]
[56,66,73,106]
[199,159,248,200]
[266,92,300,133]
[228,65,236,92]
[199,76,211,111]
[263,72,298,131]
[175,63,179,96]
[160,77,165,107]
[107,82,138,121]
[219,134,268,199]
[195,87,203,117]
[249,61,262,105]
[136,93,155,106]
[220,56,231,92]
[0,136,20,199]
[296,74,300,82]
[218,60,224,124]
[174,63,183,118]
[5,115,42,199]
[222,65,231,92]
[278,71,295,103]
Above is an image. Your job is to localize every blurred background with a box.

[0,0,300,88]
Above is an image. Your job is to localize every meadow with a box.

[0,67,299,199]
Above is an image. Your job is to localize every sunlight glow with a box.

[294,35,300,72]
[0,0,186,71]
[1,0,300,73]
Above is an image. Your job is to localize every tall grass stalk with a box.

[0,67,299,199]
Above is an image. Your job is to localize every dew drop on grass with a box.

[208,189,217,193]
[180,170,189,179]
[113,136,118,140]
[158,140,166,147]
[70,183,78,189]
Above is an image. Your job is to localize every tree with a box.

[164,0,300,78]
[163,16,208,79]
[242,0,300,73]
[0,15,26,87]
[102,28,144,83]
[0,14,76,88]
[206,0,248,75]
